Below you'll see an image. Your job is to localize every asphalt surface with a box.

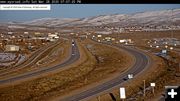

[0,41,80,85]
[59,44,151,101]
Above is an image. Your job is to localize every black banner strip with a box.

[0,0,179,4]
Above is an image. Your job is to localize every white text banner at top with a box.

[0,4,51,10]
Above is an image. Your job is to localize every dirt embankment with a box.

[0,39,132,101]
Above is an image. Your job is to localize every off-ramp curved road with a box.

[0,41,80,85]
[59,44,151,101]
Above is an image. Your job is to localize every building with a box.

[7,32,13,35]
[48,34,59,39]
[111,38,115,41]
[105,37,111,40]
[5,45,20,52]
[34,32,44,37]
[96,31,112,35]
[97,35,102,38]
[119,39,133,43]
[119,39,126,43]
[24,32,29,34]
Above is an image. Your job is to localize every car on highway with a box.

[72,40,75,46]
[72,42,75,46]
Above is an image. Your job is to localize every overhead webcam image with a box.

[0,4,180,101]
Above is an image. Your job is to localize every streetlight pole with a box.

[179,53,180,73]
[171,9,174,39]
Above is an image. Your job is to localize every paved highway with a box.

[0,40,80,85]
[59,43,151,101]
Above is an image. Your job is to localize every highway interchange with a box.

[0,38,152,101]
[0,40,79,85]
[0,41,62,77]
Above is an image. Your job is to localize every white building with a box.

[119,39,133,43]
[48,34,59,39]
[105,37,111,40]
[5,45,20,52]
[24,32,29,34]
[97,35,102,38]
[46,34,59,42]
[7,32,13,35]
[120,39,126,43]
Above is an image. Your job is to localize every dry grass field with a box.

[0,39,132,101]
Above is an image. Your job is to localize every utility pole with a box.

[178,53,180,74]
[143,80,146,97]
[179,60,180,73]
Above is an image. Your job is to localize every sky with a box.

[0,4,180,22]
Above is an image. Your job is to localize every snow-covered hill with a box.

[21,18,79,27]
[7,9,180,27]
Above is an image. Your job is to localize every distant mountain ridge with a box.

[5,9,180,27]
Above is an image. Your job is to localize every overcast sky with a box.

[0,4,180,22]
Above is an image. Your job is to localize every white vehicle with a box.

[72,43,75,46]
[128,74,133,79]
[72,40,75,46]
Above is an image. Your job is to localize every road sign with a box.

[150,83,155,95]
[150,83,155,87]
[120,87,126,99]
[162,50,167,54]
